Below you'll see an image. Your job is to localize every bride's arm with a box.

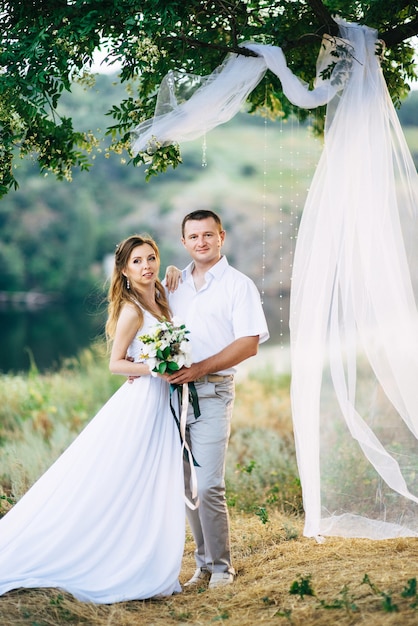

[109,305,152,377]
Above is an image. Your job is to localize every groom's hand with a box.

[166,363,204,385]
[164,265,182,292]
[125,355,140,384]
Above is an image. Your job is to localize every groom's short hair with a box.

[181,210,223,237]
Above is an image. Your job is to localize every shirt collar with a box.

[184,255,228,281]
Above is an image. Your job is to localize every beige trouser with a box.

[183,377,235,574]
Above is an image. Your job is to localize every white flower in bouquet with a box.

[139,317,192,375]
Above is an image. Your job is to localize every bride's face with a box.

[123,243,160,290]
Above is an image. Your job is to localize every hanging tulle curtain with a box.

[131,37,347,155]
[131,19,418,540]
[290,21,418,539]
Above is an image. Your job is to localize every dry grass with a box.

[1,514,418,625]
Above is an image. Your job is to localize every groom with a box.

[166,209,269,589]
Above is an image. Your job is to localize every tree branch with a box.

[304,0,340,36]
[168,2,417,61]
[380,16,418,47]
[167,33,259,57]
[168,29,332,60]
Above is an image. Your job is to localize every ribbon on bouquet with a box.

[169,382,200,510]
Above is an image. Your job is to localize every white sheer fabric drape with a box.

[131,36,347,154]
[131,19,418,540]
[290,20,418,539]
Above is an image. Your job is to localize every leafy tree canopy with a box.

[1,0,417,196]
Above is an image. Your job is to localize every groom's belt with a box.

[194,374,234,384]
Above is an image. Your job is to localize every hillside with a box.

[1,76,417,301]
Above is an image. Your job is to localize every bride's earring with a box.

[126,278,130,290]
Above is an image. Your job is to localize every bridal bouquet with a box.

[139,317,192,375]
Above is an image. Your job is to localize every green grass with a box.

[0,343,122,501]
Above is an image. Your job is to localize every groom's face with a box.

[182,217,225,267]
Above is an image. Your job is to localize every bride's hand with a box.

[165,265,182,292]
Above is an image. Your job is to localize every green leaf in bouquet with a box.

[158,362,167,374]
[167,362,180,372]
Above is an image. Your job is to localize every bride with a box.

[0,234,185,603]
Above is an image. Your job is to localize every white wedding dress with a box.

[0,310,185,603]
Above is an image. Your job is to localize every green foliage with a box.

[0,242,25,290]
[362,574,399,612]
[289,575,315,598]
[318,585,359,611]
[255,506,269,524]
[0,172,100,298]
[287,573,418,615]
[236,459,257,474]
[402,577,418,598]
[133,143,183,181]
[402,578,418,608]
[0,1,417,195]
[0,493,15,517]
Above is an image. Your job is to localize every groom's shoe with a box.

[208,572,234,589]
[184,567,211,587]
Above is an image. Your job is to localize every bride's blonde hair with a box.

[105,234,171,340]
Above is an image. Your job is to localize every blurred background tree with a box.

[1,0,417,196]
